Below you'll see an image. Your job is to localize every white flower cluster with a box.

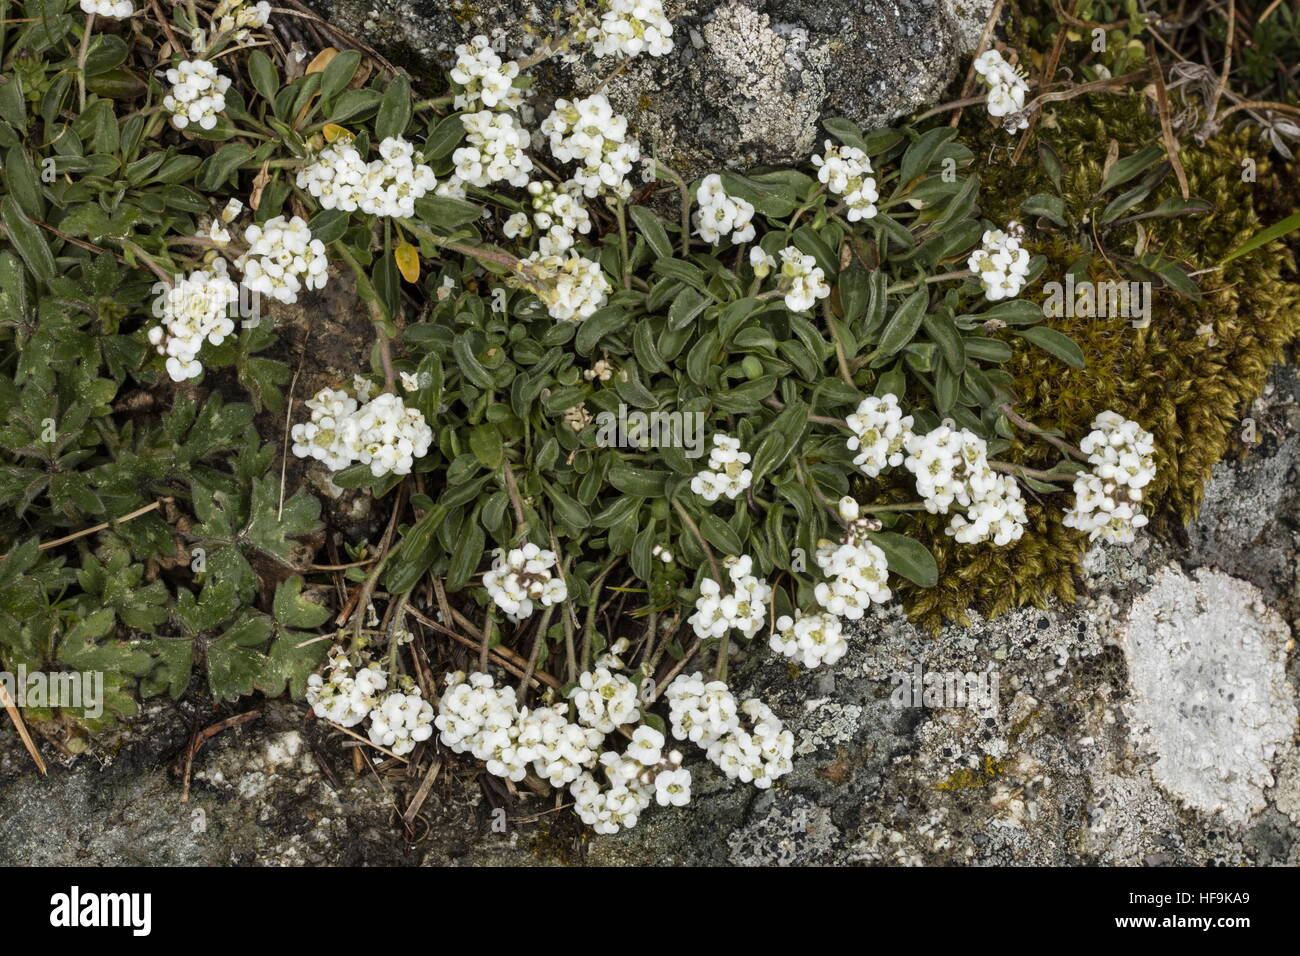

[482,542,568,622]
[774,246,832,312]
[80,0,133,17]
[967,222,1031,301]
[163,59,232,131]
[903,422,999,513]
[588,0,674,58]
[520,250,610,321]
[291,387,434,477]
[903,421,1029,546]
[947,472,1028,547]
[306,647,388,727]
[449,35,524,112]
[973,49,1030,131]
[215,0,272,38]
[541,94,641,199]
[367,689,434,756]
[665,673,793,789]
[147,260,239,382]
[518,704,604,787]
[434,672,534,780]
[770,609,847,669]
[693,174,756,245]
[690,432,753,502]
[435,671,690,833]
[568,666,641,733]
[687,555,771,641]
[454,110,535,188]
[504,180,592,255]
[1063,411,1156,543]
[846,393,915,477]
[814,533,892,619]
[235,215,329,304]
[296,136,437,219]
[811,140,879,222]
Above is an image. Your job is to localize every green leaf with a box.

[207,612,274,701]
[868,287,927,362]
[629,205,673,258]
[2,196,56,282]
[273,575,331,629]
[469,423,504,469]
[248,51,280,105]
[1098,145,1163,194]
[1221,210,1300,264]
[867,531,938,588]
[1014,326,1085,369]
[376,75,412,140]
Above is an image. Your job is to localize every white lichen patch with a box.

[1119,565,1296,823]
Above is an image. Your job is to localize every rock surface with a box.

[2,364,1296,866]
[302,0,993,177]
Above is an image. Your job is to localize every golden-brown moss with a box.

[897,90,1300,631]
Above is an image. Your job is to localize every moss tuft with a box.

[897,91,1299,631]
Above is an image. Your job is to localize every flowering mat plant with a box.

[0,0,1294,836]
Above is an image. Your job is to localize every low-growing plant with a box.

[0,0,1167,824]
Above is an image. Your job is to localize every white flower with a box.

[627,725,665,766]
[519,251,610,321]
[291,387,433,477]
[517,704,603,787]
[903,421,1028,546]
[449,35,525,112]
[973,49,1030,131]
[811,139,879,221]
[749,247,776,279]
[775,246,830,312]
[664,674,793,789]
[482,541,568,622]
[967,223,1031,300]
[588,0,674,58]
[846,393,915,477]
[687,555,771,641]
[510,180,593,255]
[690,432,753,502]
[946,473,1028,546]
[1062,411,1156,543]
[80,0,134,17]
[540,94,641,200]
[655,767,692,807]
[435,672,534,781]
[568,667,641,733]
[770,610,848,668]
[306,647,387,727]
[454,110,534,188]
[399,371,420,392]
[235,215,329,304]
[813,535,892,619]
[147,260,239,382]
[297,136,437,219]
[693,174,756,245]
[162,59,231,131]
[367,689,434,756]
[903,422,1001,514]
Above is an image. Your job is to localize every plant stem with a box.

[886,269,974,294]
[615,199,631,290]
[671,497,722,583]
[998,402,1089,462]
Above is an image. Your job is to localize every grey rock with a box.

[302,0,994,176]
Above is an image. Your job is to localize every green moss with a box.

[898,91,1300,631]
